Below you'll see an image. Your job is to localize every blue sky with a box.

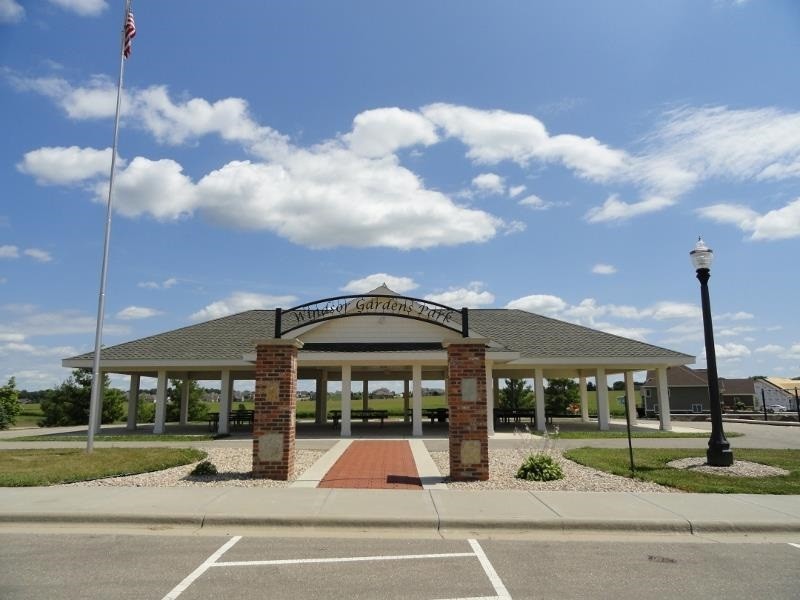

[1,0,799,390]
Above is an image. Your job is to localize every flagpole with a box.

[87,0,133,452]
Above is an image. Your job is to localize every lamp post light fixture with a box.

[690,237,734,467]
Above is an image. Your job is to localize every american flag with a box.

[123,10,136,59]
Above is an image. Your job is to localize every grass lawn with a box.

[14,403,45,428]
[0,447,206,486]
[4,433,215,442]
[553,430,742,439]
[563,447,800,494]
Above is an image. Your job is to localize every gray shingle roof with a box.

[67,308,691,362]
[469,309,691,359]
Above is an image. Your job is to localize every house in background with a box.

[642,366,759,414]
[756,377,798,411]
[642,366,709,415]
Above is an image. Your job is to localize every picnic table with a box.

[328,409,389,427]
[404,408,449,423]
[494,408,536,425]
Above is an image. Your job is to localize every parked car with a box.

[767,405,786,413]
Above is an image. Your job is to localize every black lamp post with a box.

[690,237,734,467]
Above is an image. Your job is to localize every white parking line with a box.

[161,536,242,600]
[468,539,512,600]
[166,536,511,600]
[790,543,800,549]
[214,552,475,567]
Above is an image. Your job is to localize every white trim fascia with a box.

[500,356,693,368]
[296,351,447,365]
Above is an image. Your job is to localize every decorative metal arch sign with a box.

[275,294,469,338]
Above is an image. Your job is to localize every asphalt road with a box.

[1,532,799,599]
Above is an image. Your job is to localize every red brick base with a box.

[446,341,489,481]
[252,340,300,480]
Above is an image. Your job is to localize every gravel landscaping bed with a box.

[61,448,325,488]
[667,457,789,477]
[430,449,678,493]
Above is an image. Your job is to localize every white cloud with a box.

[193,154,500,249]
[0,0,24,23]
[0,342,78,358]
[508,185,526,198]
[341,274,419,294]
[717,325,757,337]
[98,157,197,220]
[0,308,129,338]
[698,199,800,241]
[17,146,112,185]
[472,173,505,195]
[138,277,178,290]
[717,311,754,321]
[345,107,438,158]
[423,103,627,181]
[23,248,52,263]
[585,194,675,223]
[0,333,25,342]
[506,294,567,316]
[190,292,297,321]
[592,263,617,275]
[48,0,107,17]
[593,324,652,342]
[0,245,19,259]
[755,344,784,354]
[115,306,164,320]
[707,342,751,360]
[518,194,551,210]
[424,282,495,308]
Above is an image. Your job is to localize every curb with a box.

[3,512,799,535]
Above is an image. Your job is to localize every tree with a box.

[545,378,579,414]
[586,381,596,391]
[0,377,21,430]
[39,369,124,427]
[166,379,208,422]
[612,381,625,391]
[498,379,533,410]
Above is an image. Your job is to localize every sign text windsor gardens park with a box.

[275,294,468,337]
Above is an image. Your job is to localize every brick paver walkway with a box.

[318,440,422,489]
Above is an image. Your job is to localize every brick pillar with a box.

[252,339,302,480]
[445,339,489,481]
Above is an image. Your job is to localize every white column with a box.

[534,368,545,432]
[625,371,638,425]
[126,374,140,431]
[579,373,589,422]
[218,369,232,435]
[596,368,609,430]
[412,363,423,436]
[341,365,351,437]
[485,361,494,435]
[403,379,410,423]
[179,374,190,426]
[154,369,167,434]
[362,380,369,411]
[656,366,672,431]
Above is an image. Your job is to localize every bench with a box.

[328,409,389,427]
[404,408,449,423]
[207,409,255,431]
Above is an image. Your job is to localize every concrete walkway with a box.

[1,486,798,537]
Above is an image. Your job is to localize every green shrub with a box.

[0,377,21,430]
[190,460,218,476]
[516,453,564,481]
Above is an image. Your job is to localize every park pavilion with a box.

[63,285,693,480]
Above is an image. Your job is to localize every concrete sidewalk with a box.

[1,486,798,536]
